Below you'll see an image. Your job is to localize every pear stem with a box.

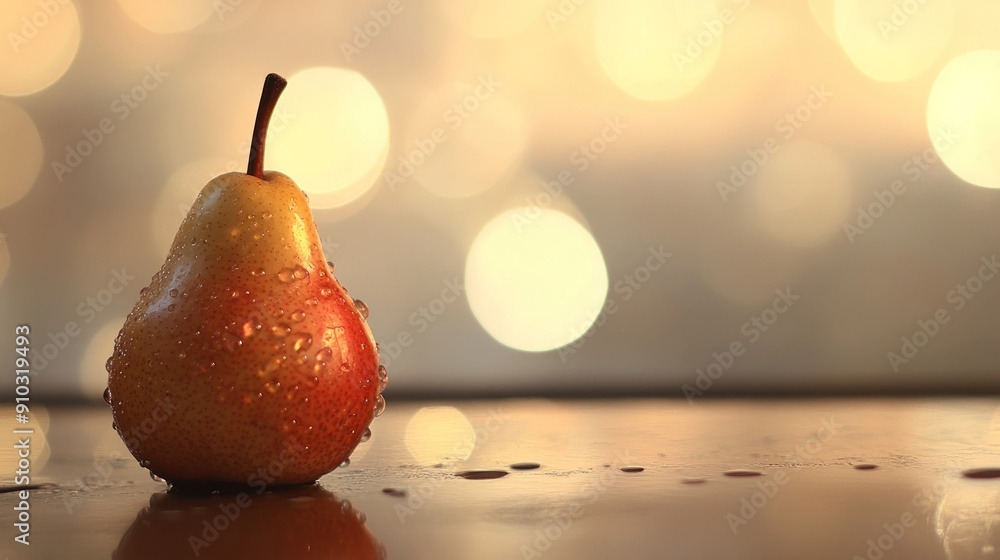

[247,73,287,179]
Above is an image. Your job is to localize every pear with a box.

[106,74,386,489]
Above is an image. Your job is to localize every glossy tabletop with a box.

[2,398,1000,559]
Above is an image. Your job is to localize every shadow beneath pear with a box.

[113,484,385,560]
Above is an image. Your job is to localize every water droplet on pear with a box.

[378,365,388,391]
[354,299,369,318]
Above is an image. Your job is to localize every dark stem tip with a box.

[247,73,287,179]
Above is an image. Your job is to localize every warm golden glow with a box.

[402,82,527,199]
[267,67,389,209]
[751,141,853,247]
[927,50,1000,189]
[116,0,214,33]
[0,0,80,96]
[834,0,954,82]
[595,0,722,101]
[465,208,608,352]
[404,406,476,465]
[79,317,127,399]
[440,0,548,38]
[0,99,43,211]
[809,0,837,39]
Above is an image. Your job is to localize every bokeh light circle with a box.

[117,0,215,33]
[0,99,44,210]
[0,0,80,96]
[79,316,126,399]
[750,141,853,247]
[404,406,476,465]
[926,50,1000,189]
[267,67,390,209]
[401,82,527,199]
[151,158,229,255]
[808,0,837,39]
[595,0,722,101]
[834,0,954,82]
[465,208,608,352]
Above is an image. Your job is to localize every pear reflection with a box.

[114,485,384,560]
[934,480,1000,559]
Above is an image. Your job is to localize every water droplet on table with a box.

[456,469,508,480]
[962,468,1000,479]
[853,463,878,470]
[620,466,644,473]
[510,462,541,470]
[723,470,763,477]
[382,488,406,497]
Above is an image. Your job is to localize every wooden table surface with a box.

[2,398,1000,559]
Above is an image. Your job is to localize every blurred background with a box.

[1,0,999,401]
